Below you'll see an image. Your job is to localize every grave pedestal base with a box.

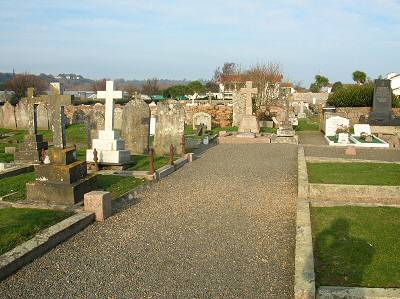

[27,147,96,206]
[26,174,97,206]
[239,115,259,134]
[86,129,131,166]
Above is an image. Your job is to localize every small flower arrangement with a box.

[336,125,349,135]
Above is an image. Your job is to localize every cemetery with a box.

[1,74,400,299]
[0,77,400,298]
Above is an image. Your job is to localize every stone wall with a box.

[293,92,329,105]
[184,104,232,128]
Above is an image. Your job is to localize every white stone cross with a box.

[97,81,122,131]
[240,81,258,115]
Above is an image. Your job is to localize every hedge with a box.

[327,84,400,108]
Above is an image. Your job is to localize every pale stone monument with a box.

[353,124,372,137]
[232,91,245,127]
[298,101,307,119]
[277,96,295,137]
[238,81,259,134]
[154,101,185,156]
[325,116,350,136]
[86,81,130,165]
[121,98,150,154]
[192,112,212,130]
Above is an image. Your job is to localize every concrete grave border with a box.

[295,200,400,298]
[298,148,400,204]
[0,211,94,281]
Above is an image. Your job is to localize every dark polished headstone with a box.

[369,79,400,125]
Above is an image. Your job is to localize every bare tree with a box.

[245,62,283,109]
[91,79,107,93]
[5,73,47,103]
[123,83,140,99]
[141,78,159,96]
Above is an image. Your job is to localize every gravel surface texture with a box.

[297,131,327,145]
[304,144,400,162]
[0,144,298,299]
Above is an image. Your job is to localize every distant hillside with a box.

[0,72,205,91]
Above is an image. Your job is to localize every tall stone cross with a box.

[240,81,258,116]
[43,83,72,149]
[97,81,122,131]
[26,87,39,136]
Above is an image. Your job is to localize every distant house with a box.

[63,91,96,99]
[387,73,400,96]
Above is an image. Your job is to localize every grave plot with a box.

[311,206,400,289]
[0,207,73,256]
[296,146,400,298]
[324,116,389,148]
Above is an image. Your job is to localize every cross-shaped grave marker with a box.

[39,83,72,149]
[240,81,258,116]
[97,81,122,132]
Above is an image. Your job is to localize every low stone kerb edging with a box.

[309,184,400,204]
[294,200,316,299]
[298,146,309,200]
[0,211,94,281]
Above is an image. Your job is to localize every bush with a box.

[327,84,374,107]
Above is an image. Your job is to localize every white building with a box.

[387,73,400,96]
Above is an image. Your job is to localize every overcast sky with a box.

[1,0,399,86]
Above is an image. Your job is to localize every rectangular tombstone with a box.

[325,116,350,136]
[192,112,212,130]
[154,101,185,155]
[353,124,372,137]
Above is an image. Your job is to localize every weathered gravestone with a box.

[325,116,350,136]
[85,110,105,148]
[238,81,259,134]
[121,98,150,154]
[15,99,30,129]
[232,92,245,127]
[369,79,400,125]
[1,102,17,129]
[86,81,130,165]
[14,88,49,164]
[26,84,96,205]
[277,95,295,137]
[154,101,185,155]
[192,112,212,130]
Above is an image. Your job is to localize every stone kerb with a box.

[298,146,309,200]
[309,183,400,204]
[0,211,94,281]
[294,201,316,299]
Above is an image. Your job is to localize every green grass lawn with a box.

[260,127,277,134]
[96,175,144,199]
[307,162,400,186]
[0,153,14,163]
[296,117,320,131]
[128,155,171,171]
[311,206,400,288]
[0,172,36,202]
[0,207,73,255]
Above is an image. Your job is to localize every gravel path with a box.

[297,131,327,145]
[0,144,298,299]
